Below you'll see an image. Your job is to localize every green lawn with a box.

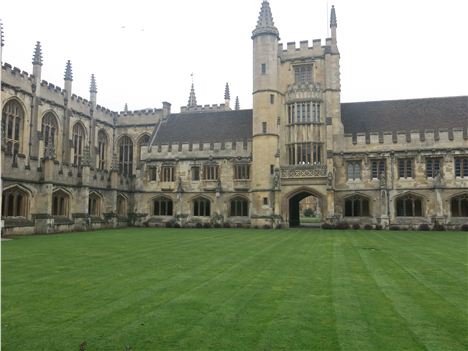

[2,228,467,351]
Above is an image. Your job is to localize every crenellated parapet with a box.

[180,103,228,114]
[2,63,35,95]
[279,39,336,62]
[343,127,468,152]
[142,140,252,161]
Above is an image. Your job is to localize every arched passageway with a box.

[288,190,323,227]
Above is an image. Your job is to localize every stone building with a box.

[1,1,467,235]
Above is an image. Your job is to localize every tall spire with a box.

[32,41,42,65]
[235,96,240,110]
[64,60,73,81]
[187,74,197,107]
[224,82,230,100]
[252,0,279,39]
[0,20,4,48]
[330,5,337,28]
[90,74,97,93]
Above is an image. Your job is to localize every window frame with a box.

[153,196,173,216]
[230,197,249,217]
[193,197,211,217]
[346,160,362,181]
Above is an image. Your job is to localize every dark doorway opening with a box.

[289,192,322,227]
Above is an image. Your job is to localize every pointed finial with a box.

[124,103,128,112]
[235,96,240,110]
[224,83,230,100]
[0,20,4,47]
[330,5,337,28]
[187,75,197,107]
[252,0,279,39]
[32,41,42,65]
[90,74,97,93]
[64,60,73,81]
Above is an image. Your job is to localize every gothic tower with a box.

[251,0,281,221]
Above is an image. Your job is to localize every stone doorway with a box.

[288,191,323,227]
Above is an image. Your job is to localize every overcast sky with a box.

[1,0,467,113]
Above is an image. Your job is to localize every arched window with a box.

[52,190,70,217]
[137,134,150,168]
[42,112,58,155]
[230,196,249,217]
[1,186,29,217]
[193,197,210,217]
[117,194,127,216]
[88,193,101,217]
[97,130,108,170]
[396,194,423,217]
[451,194,468,217]
[153,196,173,216]
[344,195,370,217]
[2,100,24,155]
[72,123,86,165]
[118,136,133,176]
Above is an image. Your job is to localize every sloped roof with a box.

[153,109,253,144]
[341,96,467,134]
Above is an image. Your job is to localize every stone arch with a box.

[228,195,250,217]
[394,191,425,217]
[116,193,128,216]
[343,193,371,217]
[97,129,109,170]
[72,121,87,165]
[1,184,31,218]
[116,135,134,176]
[191,195,212,217]
[2,98,26,155]
[52,188,72,217]
[282,187,326,227]
[151,195,174,216]
[449,192,468,217]
[88,191,103,217]
[137,133,151,168]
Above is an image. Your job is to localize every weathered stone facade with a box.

[1,2,467,235]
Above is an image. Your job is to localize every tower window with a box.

[371,159,386,179]
[191,166,200,181]
[398,159,414,179]
[261,63,267,75]
[161,166,175,182]
[263,197,268,205]
[262,122,267,134]
[270,94,275,104]
[426,158,442,178]
[294,65,313,84]
[455,157,468,177]
[347,161,361,181]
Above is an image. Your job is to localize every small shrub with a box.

[223,222,231,228]
[461,224,468,231]
[364,224,373,230]
[173,223,181,228]
[303,208,314,217]
[195,222,203,229]
[263,224,272,229]
[203,223,212,229]
[375,224,383,230]
[352,223,360,230]
[321,223,335,230]
[275,223,283,229]
[213,223,222,228]
[165,221,173,228]
[336,222,350,230]
[418,223,430,231]
[432,223,446,231]
[389,225,400,231]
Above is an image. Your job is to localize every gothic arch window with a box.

[451,194,468,217]
[153,196,173,216]
[344,195,370,217]
[72,122,86,165]
[118,136,133,177]
[2,99,24,155]
[52,190,70,217]
[230,196,249,217]
[1,186,29,218]
[97,130,108,170]
[117,194,127,217]
[396,194,423,217]
[193,197,211,217]
[88,192,102,217]
[42,112,58,155]
[137,134,151,168]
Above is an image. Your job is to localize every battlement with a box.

[180,104,228,114]
[2,63,34,80]
[118,108,163,117]
[343,127,468,151]
[279,39,330,60]
[144,140,252,161]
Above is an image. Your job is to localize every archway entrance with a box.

[289,191,322,227]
